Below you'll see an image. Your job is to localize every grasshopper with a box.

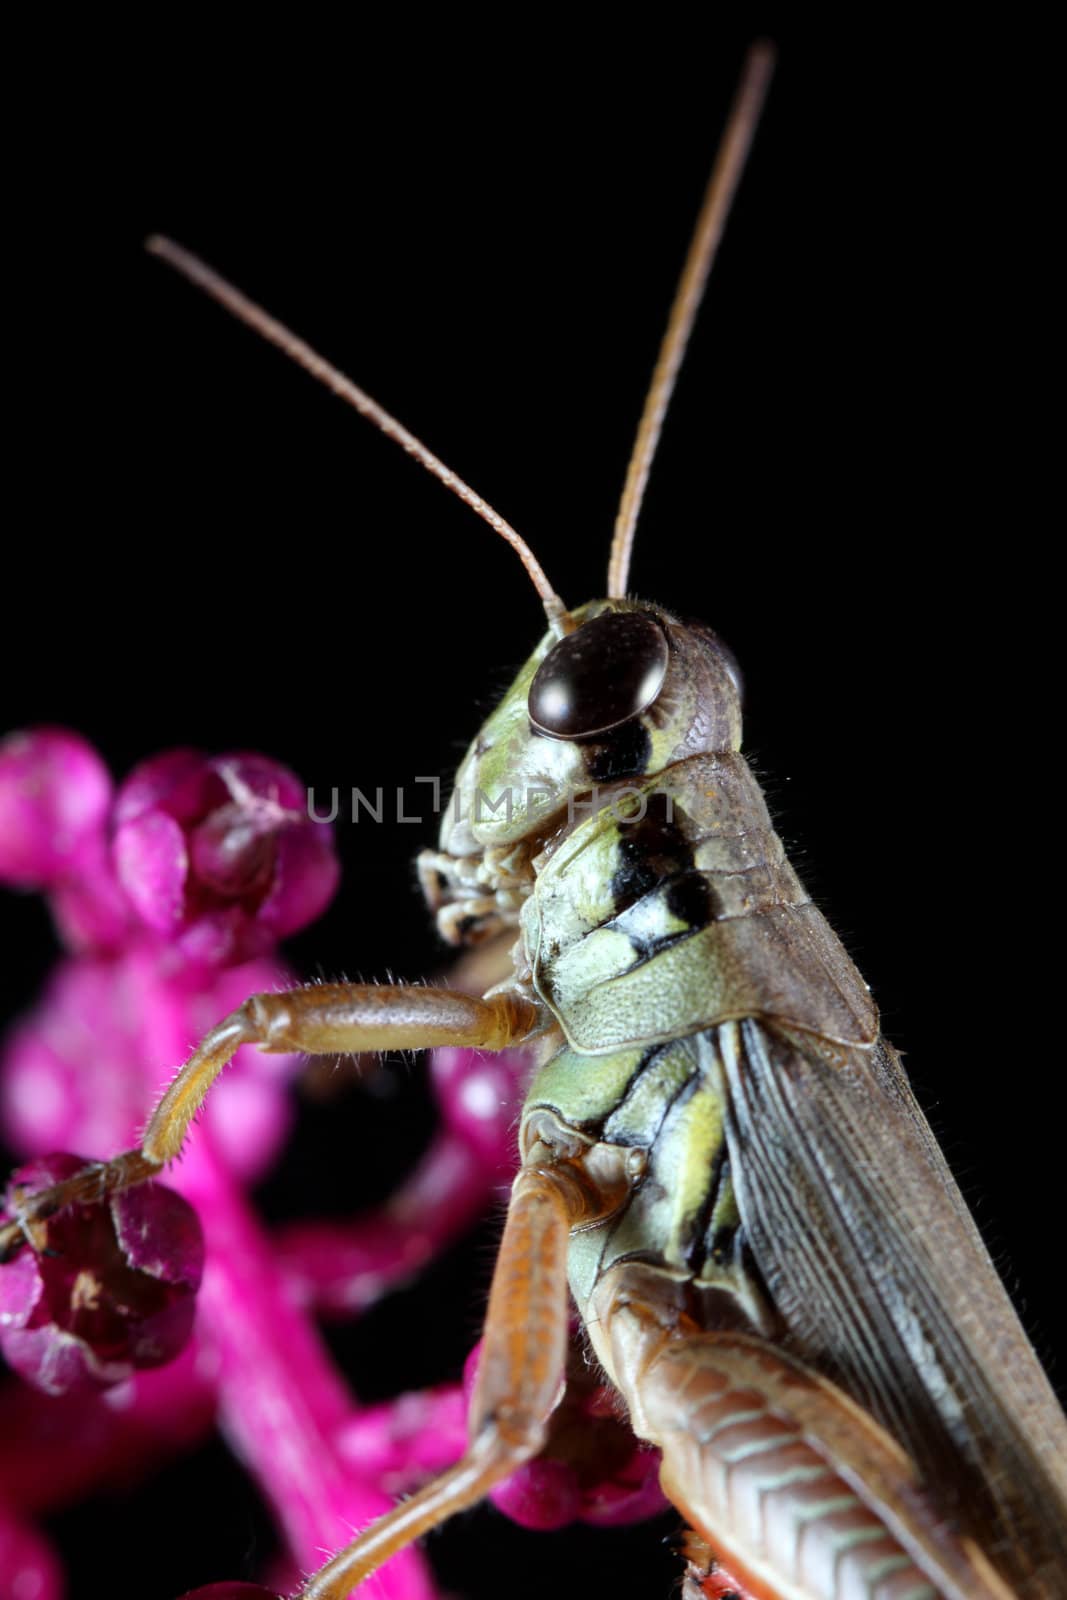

[3,43,1065,1600]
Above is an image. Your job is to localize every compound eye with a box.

[528,611,669,740]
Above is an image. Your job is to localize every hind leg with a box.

[594,1275,1009,1600]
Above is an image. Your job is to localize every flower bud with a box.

[0,729,112,889]
[113,751,339,966]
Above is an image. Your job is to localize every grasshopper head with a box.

[439,599,742,856]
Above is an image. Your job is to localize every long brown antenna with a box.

[606,43,776,599]
[146,236,569,635]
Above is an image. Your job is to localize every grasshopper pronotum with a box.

[3,42,1064,1600]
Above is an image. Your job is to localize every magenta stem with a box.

[169,1130,440,1600]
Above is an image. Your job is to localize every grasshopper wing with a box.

[717,1019,1067,1595]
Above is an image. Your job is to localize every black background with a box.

[1,16,1057,1600]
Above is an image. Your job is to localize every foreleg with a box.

[0,982,537,1260]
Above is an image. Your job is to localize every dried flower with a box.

[0,1154,204,1396]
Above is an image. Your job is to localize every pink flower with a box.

[112,750,339,965]
[0,729,112,890]
[0,1154,204,1396]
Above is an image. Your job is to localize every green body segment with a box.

[522,753,876,1054]
[526,1033,739,1317]
[518,747,875,1324]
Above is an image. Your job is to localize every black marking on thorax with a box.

[608,790,692,910]
[604,791,719,965]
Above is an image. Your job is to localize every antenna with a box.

[606,42,776,599]
[146,236,570,636]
